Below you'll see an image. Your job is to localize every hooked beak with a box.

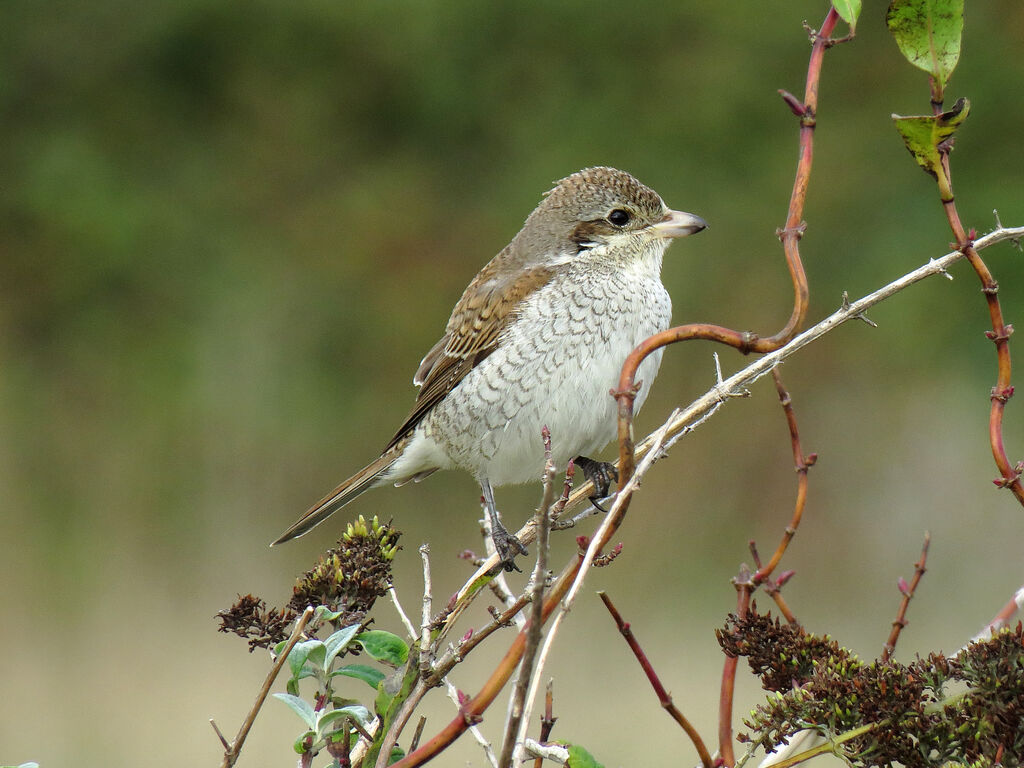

[650,209,708,239]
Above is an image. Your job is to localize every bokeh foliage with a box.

[2,2,1023,766]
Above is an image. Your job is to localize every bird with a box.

[273,167,707,570]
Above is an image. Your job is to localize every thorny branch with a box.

[216,606,314,768]
[600,591,714,768]
[500,428,556,768]
[930,96,1024,509]
[881,533,931,662]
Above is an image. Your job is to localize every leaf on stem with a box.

[892,96,970,180]
[330,663,387,690]
[323,623,362,671]
[272,692,317,729]
[886,0,964,94]
[566,744,606,768]
[355,630,409,666]
[833,0,862,30]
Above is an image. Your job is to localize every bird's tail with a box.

[271,448,401,546]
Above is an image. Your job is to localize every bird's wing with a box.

[385,261,557,450]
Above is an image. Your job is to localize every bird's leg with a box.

[573,456,619,513]
[480,479,528,572]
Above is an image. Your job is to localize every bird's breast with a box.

[422,262,671,485]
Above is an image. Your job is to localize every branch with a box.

[440,223,1024,642]
[216,605,315,768]
[501,428,557,767]
[600,592,713,768]
[880,532,930,662]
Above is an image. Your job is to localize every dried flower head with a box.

[288,515,401,622]
[216,594,297,651]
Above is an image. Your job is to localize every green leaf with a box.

[892,96,970,184]
[331,663,386,690]
[314,605,346,623]
[292,730,315,754]
[356,630,409,666]
[886,0,964,91]
[288,639,326,679]
[567,744,606,768]
[388,745,406,764]
[273,692,317,729]
[323,624,362,671]
[315,705,372,739]
[832,0,861,30]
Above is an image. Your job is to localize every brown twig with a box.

[600,592,714,768]
[499,427,557,768]
[615,7,840,491]
[216,605,315,768]
[375,593,531,765]
[532,681,557,768]
[389,553,585,767]
[752,369,816,586]
[410,717,427,753]
[929,96,1024,509]
[719,367,816,763]
[880,533,931,662]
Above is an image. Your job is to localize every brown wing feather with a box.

[385,260,557,450]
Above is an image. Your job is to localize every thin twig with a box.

[505,429,557,766]
[930,97,1024,509]
[389,552,585,767]
[410,717,427,753]
[217,605,315,768]
[881,532,931,662]
[600,591,713,768]
[532,681,557,768]
[390,586,418,641]
[419,544,433,674]
[443,681,499,767]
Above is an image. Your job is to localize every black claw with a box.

[574,456,619,510]
[491,522,528,573]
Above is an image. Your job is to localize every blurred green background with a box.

[2,1,1023,765]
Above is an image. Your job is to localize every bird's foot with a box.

[573,456,619,513]
[490,520,529,573]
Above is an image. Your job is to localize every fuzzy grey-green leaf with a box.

[886,0,964,90]
[273,692,317,729]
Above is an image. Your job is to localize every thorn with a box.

[749,540,763,569]
[610,380,643,399]
[929,257,955,280]
[210,719,231,751]
[776,222,808,242]
[778,89,807,117]
[855,311,878,328]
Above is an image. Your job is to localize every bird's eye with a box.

[607,209,631,227]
